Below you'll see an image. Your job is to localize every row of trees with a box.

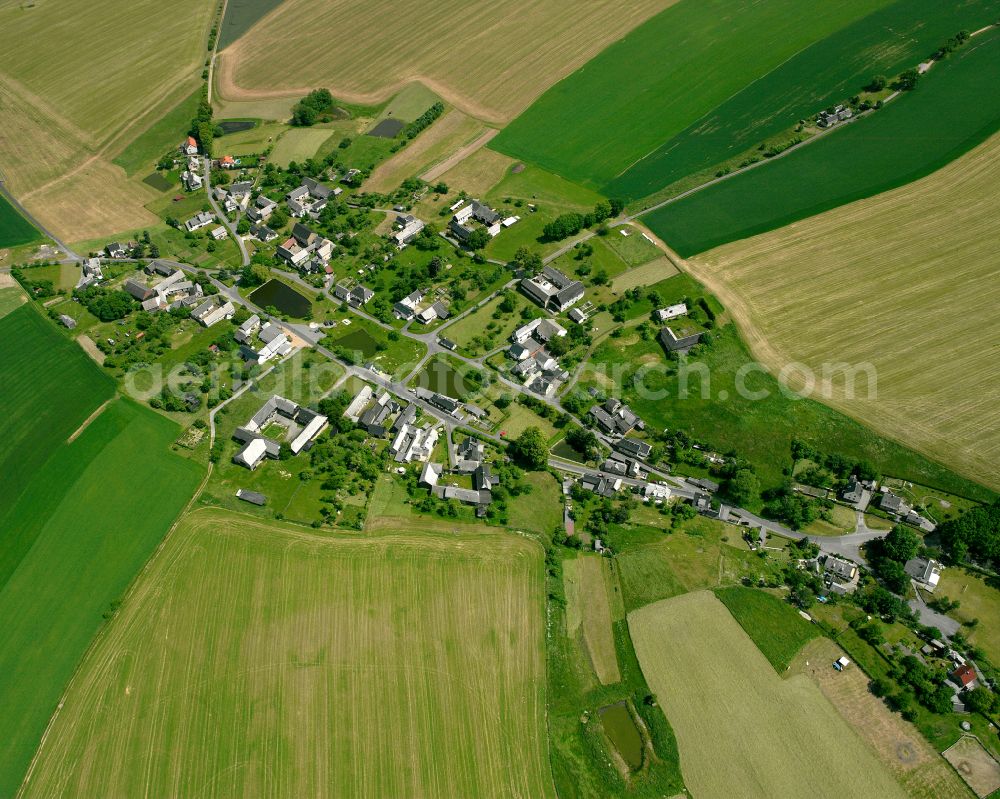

[541,199,625,241]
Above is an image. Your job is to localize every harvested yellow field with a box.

[629,591,907,799]
[216,0,677,124]
[688,133,1000,491]
[367,109,491,192]
[438,147,515,198]
[564,554,620,685]
[20,509,552,799]
[792,638,970,799]
[0,0,214,238]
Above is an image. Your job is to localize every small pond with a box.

[218,119,257,135]
[249,279,311,318]
[599,702,644,770]
[367,118,405,138]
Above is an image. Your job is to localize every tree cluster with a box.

[937,500,1000,569]
[291,89,336,127]
[74,285,137,322]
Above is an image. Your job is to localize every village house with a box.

[520,265,585,313]
[234,314,261,344]
[333,281,374,308]
[210,226,228,241]
[512,317,566,346]
[190,298,235,327]
[232,395,329,470]
[250,223,278,243]
[614,437,652,460]
[818,104,853,128]
[246,194,277,222]
[182,170,203,191]
[590,397,644,436]
[659,325,703,353]
[905,557,942,592]
[417,300,449,324]
[655,303,688,322]
[185,211,215,233]
[393,289,425,320]
[581,473,620,498]
[822,555,859,594]
[105,242,128,259]
[392,214,425,248]
[229,181,253,200]
[181,136,198,155]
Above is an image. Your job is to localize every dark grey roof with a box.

[236,489,267,506]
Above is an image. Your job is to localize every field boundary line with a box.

[421,128,500,182]
[66,397,114,444]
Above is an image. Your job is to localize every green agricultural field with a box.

[714,586,820,672]
[0,398,202,798]
[0,304,114,522]
[629,591,907,799]
[112,90,202,176]
[217,0,286,50]
[688,132,1000,492]
[645,26,1000,255]
[607,0,999,201]
[579,322,995,500]
[490,0,891,189]
[20,509,552,799]
[0,193,41,248]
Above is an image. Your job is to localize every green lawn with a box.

[580,321,994,500]
[645,26,1000,255]
[714,586,820,672]
[0,397,202,798]
[606,0,999,200]
[482,164,606,261]
[490,0,891,189]
[0,192,41,248]
[0,304,114,525]
[112,89,201,176]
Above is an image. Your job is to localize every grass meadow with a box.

[491,0,891,188]
[714,586,820,672]
[606,0,999,200]
[216,0,673,124]
[934,569,1000,665]
[606,516,788,613]
[629,591,907,799]
[563,554,620,685]
[579,321,995,500]
[20,509,552,799]
[645,26,1000,255]
[0,194,40,248]
[687,132,1000,493]
[0,398,202,798]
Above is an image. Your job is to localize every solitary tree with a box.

[508,427,548,470]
